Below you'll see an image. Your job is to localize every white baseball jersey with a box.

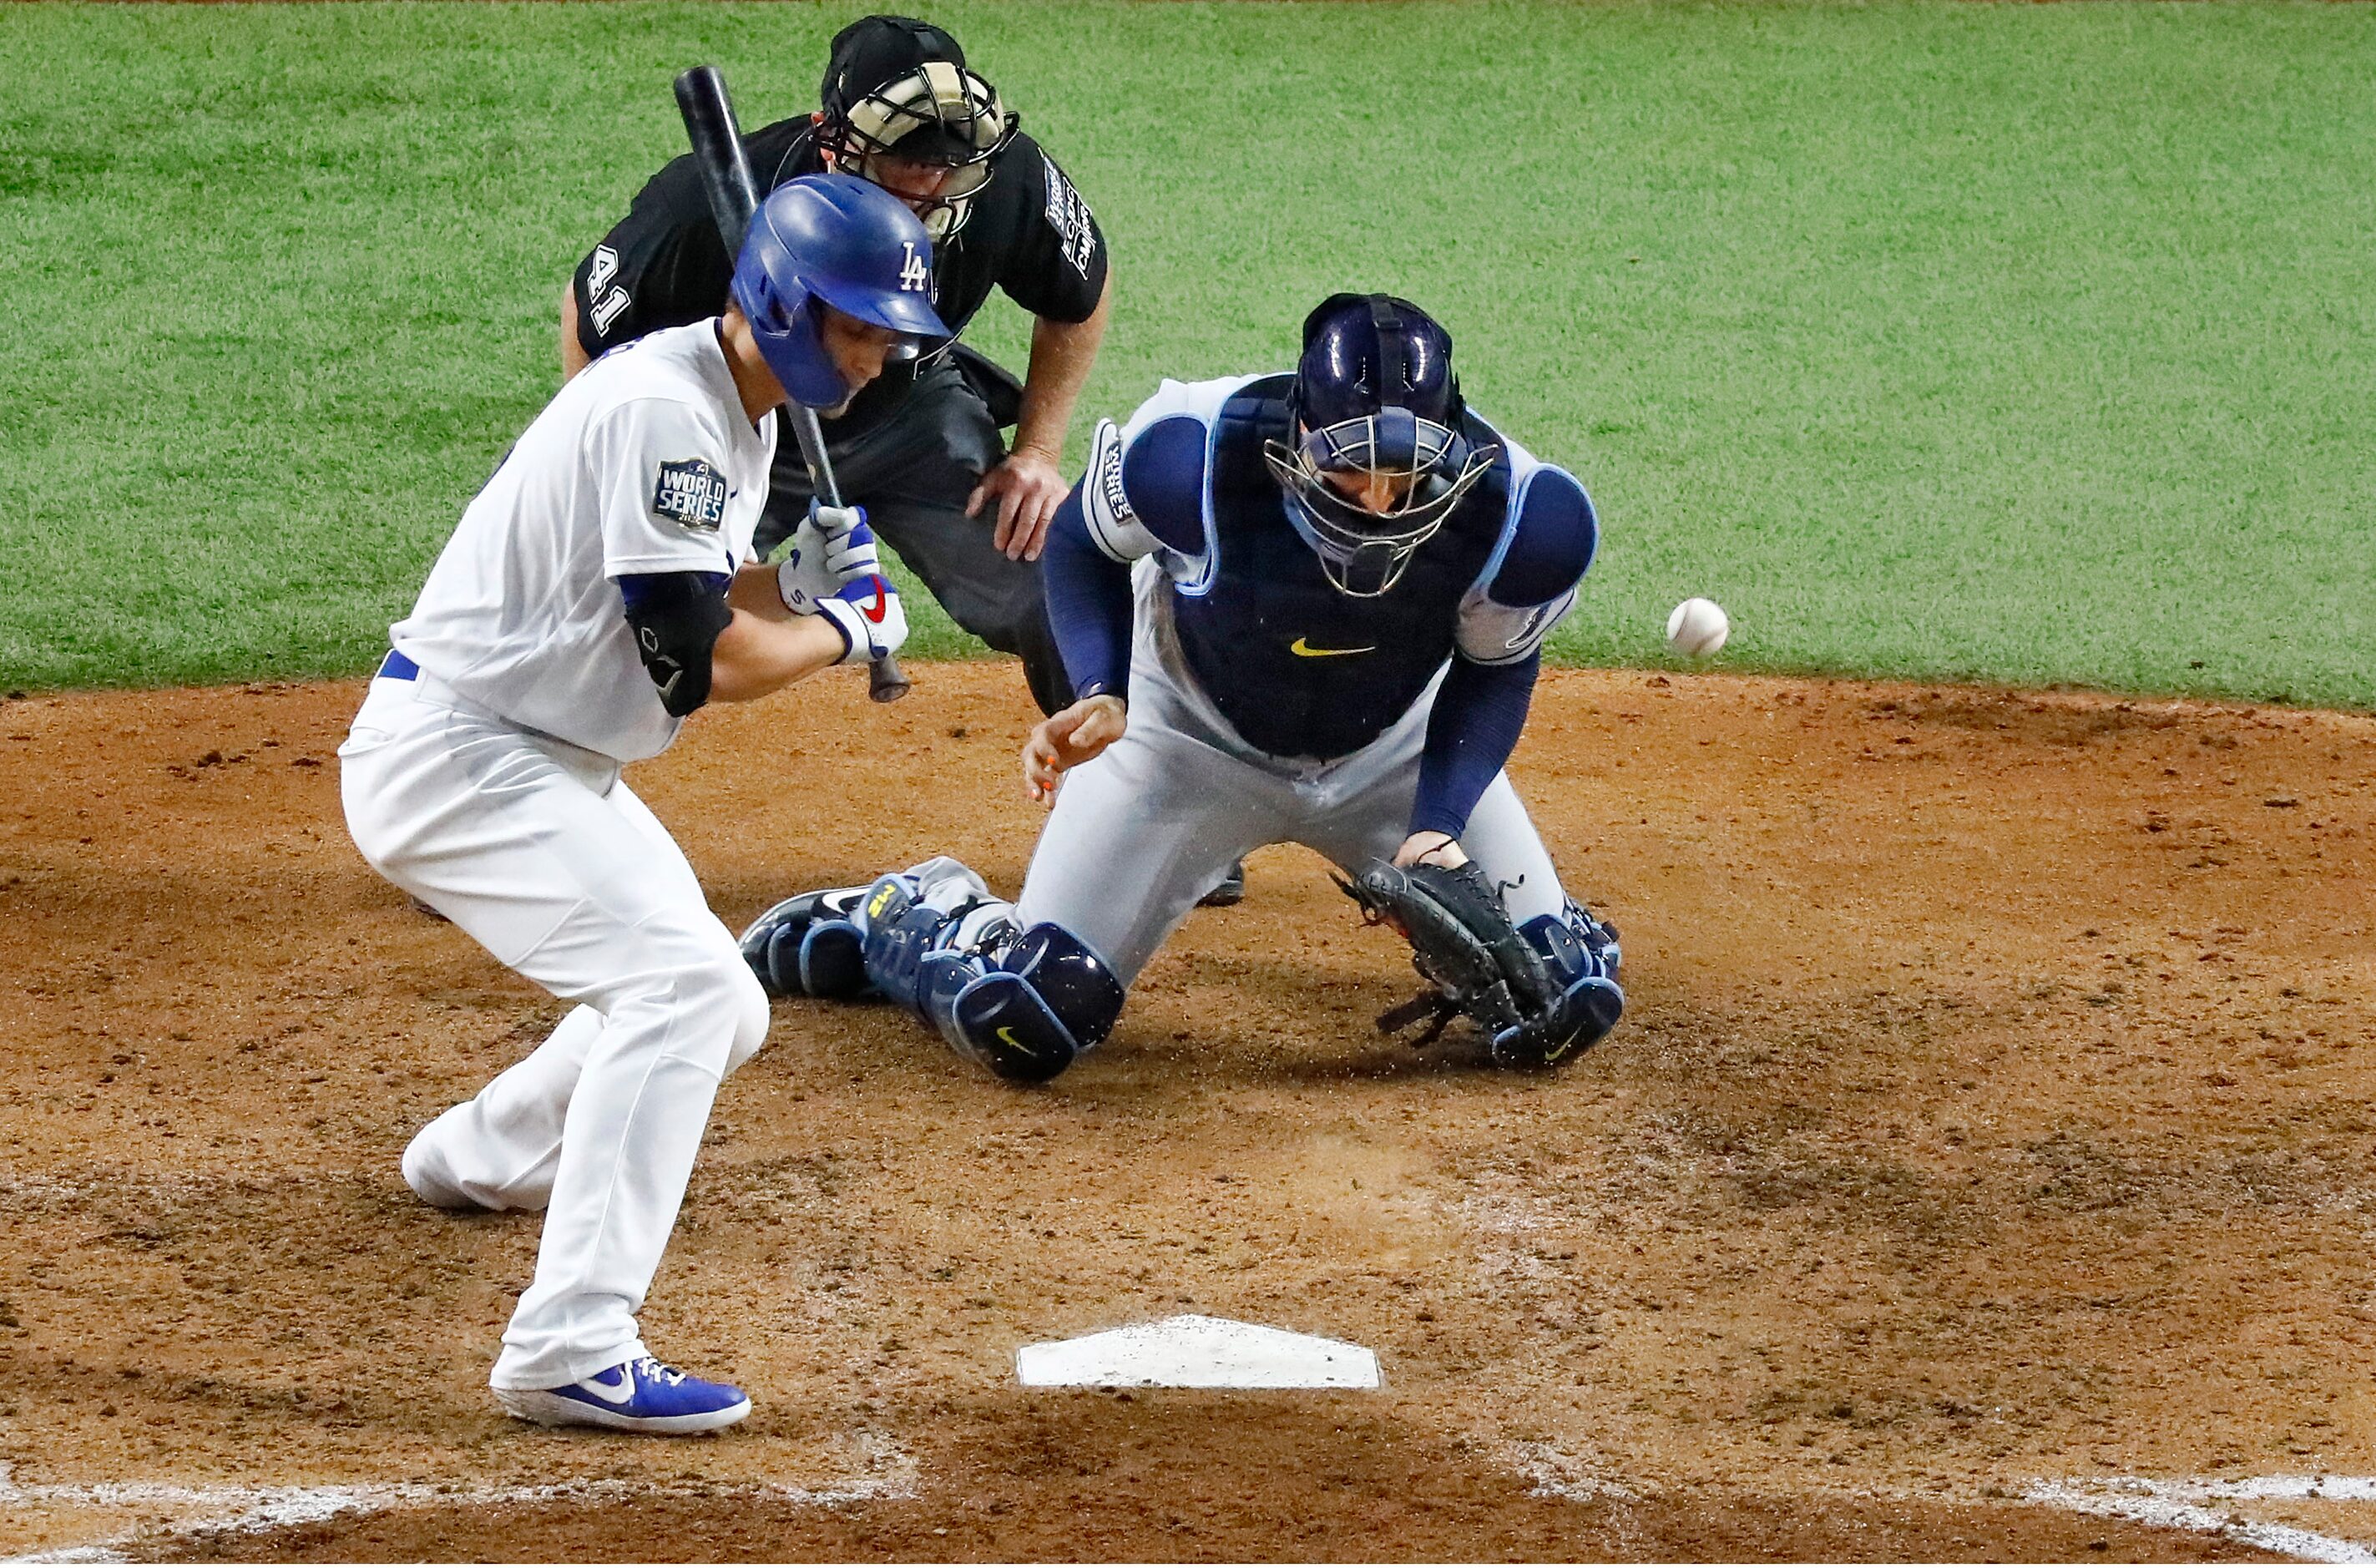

[391,321,778,763]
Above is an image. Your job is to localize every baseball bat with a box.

[674,64,912,705]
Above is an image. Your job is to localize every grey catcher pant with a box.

[1008,566,1574,988]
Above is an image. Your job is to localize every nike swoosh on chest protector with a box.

[1290,636,1378,658]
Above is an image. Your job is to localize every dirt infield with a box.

[2,664,2371,1560]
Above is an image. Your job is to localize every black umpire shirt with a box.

[572,118,1108,439]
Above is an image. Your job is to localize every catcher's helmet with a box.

[730,174,951,409]
[1264,293,1501,597]
[817,15,1019,241]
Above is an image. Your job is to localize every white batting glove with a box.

[776,502,882,614]
[812,502,880,578]
[815,574,908,665]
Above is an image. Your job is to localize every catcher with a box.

[740,293,1624,1081]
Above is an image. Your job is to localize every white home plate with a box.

[1014,1314,1380,1389]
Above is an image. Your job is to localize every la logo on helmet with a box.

[898,242,929,293]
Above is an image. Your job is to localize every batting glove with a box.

[776,503,882,614]
[812,502,880,578]
[815,574,908,665]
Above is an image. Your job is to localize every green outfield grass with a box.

[2,2,2369,704]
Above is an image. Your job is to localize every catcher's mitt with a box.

[1336,857,1549,1044]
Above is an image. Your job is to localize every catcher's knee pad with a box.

[1495,910,1625,1070]
[739,887,872,1000]
[933,923,1125,1085]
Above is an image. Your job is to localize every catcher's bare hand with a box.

[1022,694,1126,805]
[1394,832,1469,870]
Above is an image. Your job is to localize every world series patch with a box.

[652,457,727,533]
[1041,154,1099,280]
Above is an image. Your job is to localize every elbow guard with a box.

[618,571,731,717]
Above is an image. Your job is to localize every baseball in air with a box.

[1666,597,1730,658]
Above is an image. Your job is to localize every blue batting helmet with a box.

[1264,293,1501,596]
[730,174,951,409]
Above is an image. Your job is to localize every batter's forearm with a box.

[1010,273,1111,462]
[708,609,848,703]
[727,561,794,621]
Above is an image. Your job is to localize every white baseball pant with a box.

[338,670,767,1390]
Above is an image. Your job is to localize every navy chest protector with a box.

[1169,381,1508,761]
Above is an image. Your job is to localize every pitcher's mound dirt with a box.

[1,665,2369,1560]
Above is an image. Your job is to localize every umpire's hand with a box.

[968,446,1068,562]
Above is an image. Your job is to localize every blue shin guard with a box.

[856,874,950,1011]
[739,888,872,1000]
[935,925,1125,1084]
[860,875,1123,1085]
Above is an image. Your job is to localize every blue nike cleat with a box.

[494,1356,751,1435]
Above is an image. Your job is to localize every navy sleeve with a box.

[1411,653,1540,841]
[1040,488,1135,702]
[615,570,730,610]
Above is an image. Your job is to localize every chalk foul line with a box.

[2026,1474,2376,1564]
[0,1437,917,1564]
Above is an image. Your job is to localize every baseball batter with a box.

[742,293,1624,1083]
[571,15,1110,719]
[340,175,943,1434]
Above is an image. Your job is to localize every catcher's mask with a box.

[1264,293,1500,598]
[817,16,1019,242]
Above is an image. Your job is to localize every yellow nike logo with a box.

[996,1026,1024,1048]
[1290,636,1377,658]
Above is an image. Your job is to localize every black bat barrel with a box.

[674,65,762,257]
